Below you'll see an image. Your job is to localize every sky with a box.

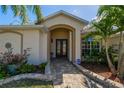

[0,5,99,25]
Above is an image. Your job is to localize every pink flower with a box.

[0,48,30,65]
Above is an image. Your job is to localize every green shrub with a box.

[0,70,7,79]
[0,64,3,71]
[0,65,6,79]
[0,73,4,79]
[18,64,36,73]
[98,46,118,67]
[39,62,47,71]
[82,46,118,67]
[7,64,17,76]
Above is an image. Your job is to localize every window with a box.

[81,37,100,57]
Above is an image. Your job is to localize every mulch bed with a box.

[80,62,124,84]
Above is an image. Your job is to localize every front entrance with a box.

[56,39,68,58]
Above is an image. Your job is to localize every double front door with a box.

[56,39,68,58]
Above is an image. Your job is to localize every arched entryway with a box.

[47,24,75,62]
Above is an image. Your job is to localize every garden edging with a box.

[0,73,53,86]
[73,63,124,88]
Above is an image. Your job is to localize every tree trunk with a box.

[117,32,124,79]
[117,31,123,73]
[118,53,124,79]
[118,46,124,79]
[105,40,117,75]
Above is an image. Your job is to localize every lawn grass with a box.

[0,79,53,88]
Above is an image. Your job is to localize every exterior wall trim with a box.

[48,24,75,31]
[43,10,89,24]
[0,30,23,54]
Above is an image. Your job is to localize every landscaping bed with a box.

[0,79,53,88]
[80,62,124,84]
[0,63,47,80]
[0,48,51,88]
[0,48,47,80]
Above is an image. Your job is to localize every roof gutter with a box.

[0,25,48,32]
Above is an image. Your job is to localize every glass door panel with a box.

[56,40,61,56]
[56,39,67,57]
[62,40,67,56]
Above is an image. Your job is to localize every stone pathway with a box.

[51,59,90,88]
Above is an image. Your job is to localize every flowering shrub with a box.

[0,47,47,78]
[0,48,30,65]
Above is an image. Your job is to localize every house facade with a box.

[0,10,88,65]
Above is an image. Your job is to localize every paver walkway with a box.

[51,58,89,88]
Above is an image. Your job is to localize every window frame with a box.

[81,37,101,57]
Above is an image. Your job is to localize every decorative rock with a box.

[73,63,124,88]
[45,62,52,75]
[0,73,53,86]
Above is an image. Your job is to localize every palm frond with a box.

[19,5,29,25]
[97,5,112,16]
[33,5,43,23]
[1,5,8,14]
[0,5,44,25]
[10,5,20,16]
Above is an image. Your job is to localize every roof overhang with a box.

[0,25,48,32]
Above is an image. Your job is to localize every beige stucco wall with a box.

[39,31,48,62]
[0,32,21,54]
[21,30,41,65]
[102,35,123,50]
[0,30,43,65]
[108,36,120,48]
[42,14,85,62]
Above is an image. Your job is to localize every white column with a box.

[69,31,72,62]
[75,29,81,63]
[42,32,48,62]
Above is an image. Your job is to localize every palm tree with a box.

[98,5,124,79]
[28,5,44,24]
[0,5,43,25]
[84,13,117,75]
